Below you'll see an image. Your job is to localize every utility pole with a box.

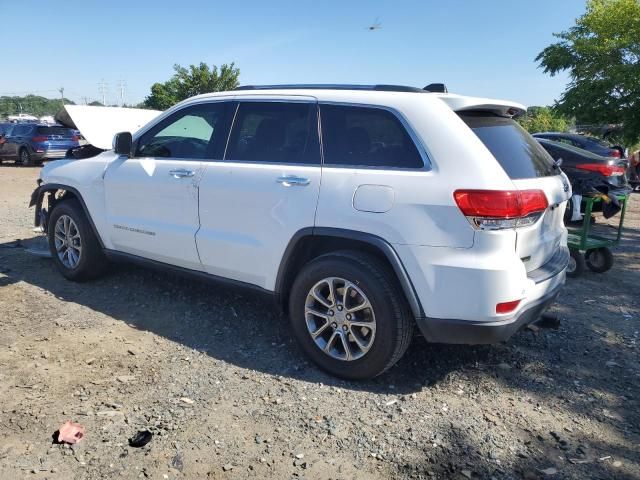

[98,79,107,106]
[117,80,127,107]
[58,87,65,107]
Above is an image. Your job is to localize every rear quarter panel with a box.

[315,94,515,248]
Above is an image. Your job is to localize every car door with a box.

[196,98,322,290]
[3,124,25,159]
[0,124,14,159]
[103,101,228,271]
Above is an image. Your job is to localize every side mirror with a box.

[113,132,133,157]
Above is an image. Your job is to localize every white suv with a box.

[31,85,571,380]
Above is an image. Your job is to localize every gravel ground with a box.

[0,164,638,480]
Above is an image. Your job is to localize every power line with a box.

[117,79,127,107]
[0,89,59,96]
[98,79,108,106]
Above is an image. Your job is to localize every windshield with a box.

[460,112,558,179]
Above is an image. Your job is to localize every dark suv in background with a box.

[532,132,624,159]
[0,124,79,166]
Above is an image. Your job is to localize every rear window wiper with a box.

[545,157,562,176]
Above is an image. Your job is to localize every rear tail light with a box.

[31,136,48,142]
[71,135,80,141]
[453,189,548,230]
[496,299,521,314]
[609,150,621,158]
[576,163,625,177]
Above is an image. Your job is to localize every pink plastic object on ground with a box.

[57,420,85,444]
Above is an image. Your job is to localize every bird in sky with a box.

[367,17,382,31]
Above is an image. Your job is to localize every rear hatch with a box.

[459,112,571,272]
[35,126,78,149]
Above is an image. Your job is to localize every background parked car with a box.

[537,137,631,221]
[0,124,80,166]
[533,132,625,159]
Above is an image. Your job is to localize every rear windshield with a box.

[460,113,558,179]
[36,126,74,136]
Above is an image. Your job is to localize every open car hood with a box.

[55,105,161,150]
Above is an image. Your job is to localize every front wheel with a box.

[288,251,413,380]
[48,199,108,281]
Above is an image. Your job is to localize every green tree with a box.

[517,106,570,133]
[144,62,240,110]
[0,95,75,119]
[536,0,640,143]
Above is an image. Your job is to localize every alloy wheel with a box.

[54,215,82,269]
[304,277,376,361]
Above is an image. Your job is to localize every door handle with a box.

[276,176,310,187]
[169,169,195,178]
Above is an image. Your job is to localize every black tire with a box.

[19,148,34,166]
[288,250,413,380]
[567,249,585,278]
[585,247,614,273]
[47,199,108,281]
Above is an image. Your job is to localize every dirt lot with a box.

[0,164,638,480]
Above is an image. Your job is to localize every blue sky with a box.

[1,0,586,107]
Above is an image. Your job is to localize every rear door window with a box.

[320,104,424,168]
[13,125,31,136]
[225,102,320,165]
[460,113,557,179]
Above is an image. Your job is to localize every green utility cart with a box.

[566,194,629,278]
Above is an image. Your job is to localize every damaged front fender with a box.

[28,182,106,248]
[30,183,54,230]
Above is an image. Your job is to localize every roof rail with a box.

[235,84,428,93]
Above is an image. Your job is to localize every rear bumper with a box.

[396,239,569,344]
[416,282,562,344]
[34,149,70,160]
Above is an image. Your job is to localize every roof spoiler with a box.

[424,83,448,93]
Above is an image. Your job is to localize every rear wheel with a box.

[48,199,108,281]
[585,247,614,273]
[289,251,413,380]
[567,250,585,278]
[19,148,34,166]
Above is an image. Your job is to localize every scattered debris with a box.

[538,467,558,475]
[56,421,85,445]
[129,430,153,448]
